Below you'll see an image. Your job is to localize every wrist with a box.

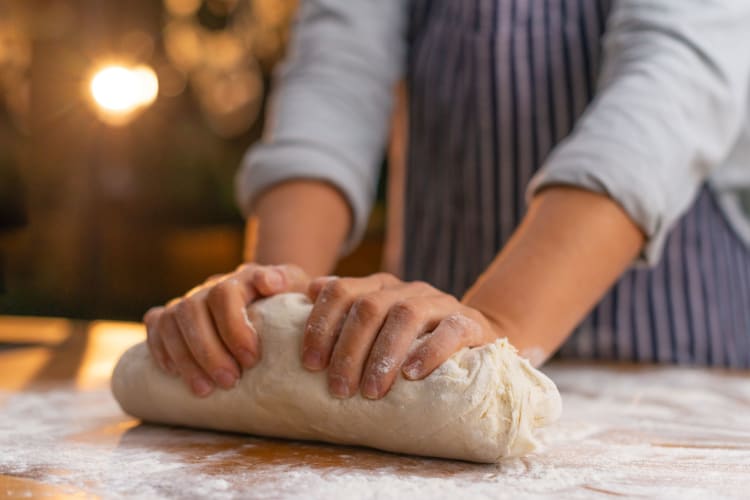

[247,180,351,277]
[464,297,520,345]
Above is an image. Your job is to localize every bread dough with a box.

[111,293,562,462]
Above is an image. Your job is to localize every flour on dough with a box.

[111,293,562,462]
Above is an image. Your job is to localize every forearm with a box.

[236,0,407,276]
[462,186,644,364]
[246,180,351,277]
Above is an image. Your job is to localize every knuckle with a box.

[323,279,348,300]
[164,300,181,318]
[274,264,291,276]
[283,264,304,277]
[305,316,328,341]
[351,296,382,323]
[184,283,205,298]
[309,277,326,294]
[174,298,198,323]
[367,351,398,377]
[235,263,255,274]
[443,312,464,328]
[205,287,223,308]
[414,341,436,361]
[411,280,435,293]
[143,306,162,324]
[205,273,225,284]
[311,275,331,287]
[444,313,478,340]
[207,278,239,304]
[329,353,355,376]
[374,272,397,284]
[390,301,419,323]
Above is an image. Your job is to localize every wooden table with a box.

[1,316,749,499]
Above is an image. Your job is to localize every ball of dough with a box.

[111,293,561,462]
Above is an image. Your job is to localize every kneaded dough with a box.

[111,293,561,462]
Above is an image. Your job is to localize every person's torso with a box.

[404,0,612,293]
[401,0,750,368]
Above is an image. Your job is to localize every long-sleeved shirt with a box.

[236,0,750,266]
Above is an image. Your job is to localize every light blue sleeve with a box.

[527,0,750,264]
[235,0,409,254]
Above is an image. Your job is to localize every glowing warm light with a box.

[88,64,159,125]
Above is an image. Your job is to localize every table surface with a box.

[1,316,749,499]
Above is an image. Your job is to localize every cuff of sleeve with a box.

[235,142,376,256]
[526,144,668,267]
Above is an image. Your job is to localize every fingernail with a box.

[362,375,380,400]
[329,375,350,399]
[191,377,214,397]
[213,369,237,389]
[403,359,423,380]
[303,349,323,370]
[237,349,257,368]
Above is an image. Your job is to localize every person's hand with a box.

[144,263,310,397]
[301,274,503,400]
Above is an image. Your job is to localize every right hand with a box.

[143,263,310,397]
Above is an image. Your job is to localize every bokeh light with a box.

[88,64,159,125]
[161,0,297,137]
[194,65,263,137]
[164,0,203,17]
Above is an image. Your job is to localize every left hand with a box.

[301,273,502,400]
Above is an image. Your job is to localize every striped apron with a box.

[403,0,750,368]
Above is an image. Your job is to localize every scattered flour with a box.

[2,363,749,499]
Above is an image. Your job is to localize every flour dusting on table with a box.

[1,363,749,499]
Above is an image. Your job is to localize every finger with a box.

[307,275,338,302]
[327,290,397,398]
[144,306,175,375]
[361,294,456,399]
[159,310,215,397]
[206,277,261,369]
[402,312,485,380]
[204,273,227,286]
[232,263,260,294]
[173,294,241,390]
[308,273,402,302]
[253,264,309,297]
[143,305,163,326]
[301,274,393,371]
[327,282,435,398]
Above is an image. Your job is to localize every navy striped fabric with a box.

[403,0,750,368]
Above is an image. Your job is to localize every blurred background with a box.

[0,0,385,321]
